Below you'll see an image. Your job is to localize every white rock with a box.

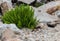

[18,0,35,4]
[0,24,20,34]
[7,24,20,32]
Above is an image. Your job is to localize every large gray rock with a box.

[34,1,60,23]
[0,24,20,36]
[18,0,35,4]
[34,11,58,22]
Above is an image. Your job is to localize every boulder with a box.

[0,24,20,37]
[34,1,60,23]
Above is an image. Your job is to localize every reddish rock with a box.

[0,2,9,14]
[1,28,21,41]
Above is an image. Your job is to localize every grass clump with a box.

[2,4,38,29]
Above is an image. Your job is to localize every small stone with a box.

[47,22,57,28]
[46,6,58,15]
[36,23,48,29]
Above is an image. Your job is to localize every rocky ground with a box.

[0,24,60,41]
[0,0,60,41]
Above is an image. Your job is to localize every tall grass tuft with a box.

[2,4,38,29]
